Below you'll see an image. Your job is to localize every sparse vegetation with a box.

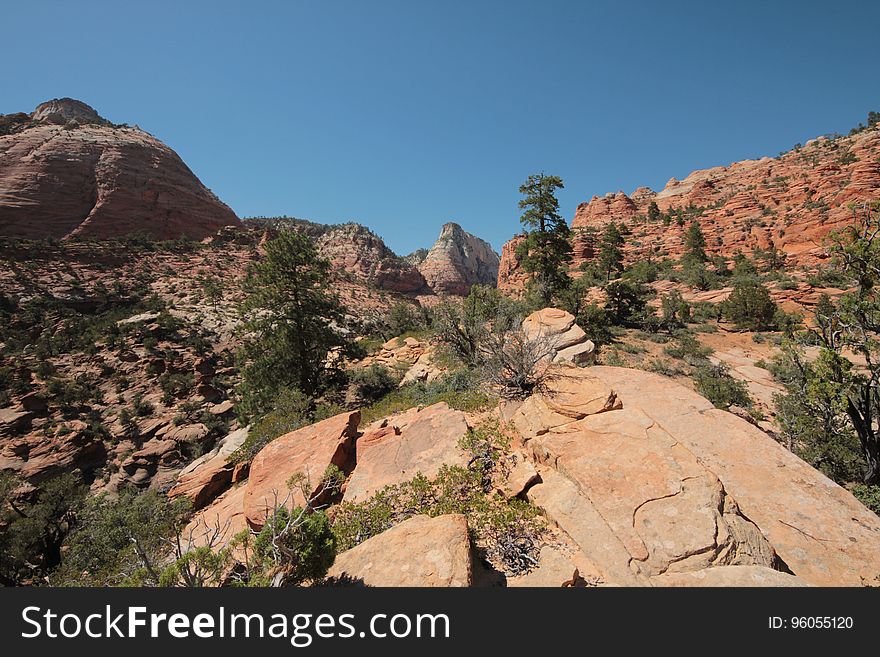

[332,421,545,576]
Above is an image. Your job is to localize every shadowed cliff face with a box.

[418,222,500,296]
[499,125,880,290]
[0,99,240,240]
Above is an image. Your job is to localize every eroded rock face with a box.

[343,403,469,504]
[0,99,240,240]
[168,427,249,509]
[417,222,500,296]
[570,129,880,269]
[183,483,249,555]
[315,224,428,294]
[588,366,880,587]
[497,126,880,291]
[497,233,529,294]
[31,98,110,126]
[354,335,447,387]
[515,364,880,587]
[243,410,360,529]
[326,514,473,586]
[521,308,596,365]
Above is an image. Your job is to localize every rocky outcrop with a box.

[498,125,880,290]
[168,426,249,509]
[417,222,500,295]
[30,98,111,126]
[497,233,529,294]
[0,99,240,240]
[243,410,360,529]
[571,127,880,268]
[521,308,596,365]
[572,191,638,227]
[315,224,428,294]
[0,419,107,483]
[326,514,473,586]
[343,403,469,503]
[510,364,880,587]
[356,335,447,387]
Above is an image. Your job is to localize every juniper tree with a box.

[774,202,880,485]
[515,173,571,305]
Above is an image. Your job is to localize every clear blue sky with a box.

[2,0,878,254]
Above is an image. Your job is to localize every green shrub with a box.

[663,334,712,362]
[360,369,494,424]
[331,421,543,576]
[721,281,778,330]
[229,388,314,464]
[55,487,191,586]
[158,372,195,403]
[1,473,86,585]
[576,303,614,345]
[660,291,691,331]
[247,507,336,586]
[852,484,880,516]
[349,363,398,403]
[693,364,753,409]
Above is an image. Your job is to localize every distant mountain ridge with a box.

[499,118,880,290]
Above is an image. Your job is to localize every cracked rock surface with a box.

[516,364,880,586]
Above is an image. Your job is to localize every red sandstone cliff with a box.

[499,124,880,289]
[0,98,240,240]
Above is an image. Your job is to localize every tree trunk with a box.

[846,398,880,485]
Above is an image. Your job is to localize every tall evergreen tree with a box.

[516,173,571,304]
[597,221,625,281]
[236,230,348,420]
[684,221,708,263]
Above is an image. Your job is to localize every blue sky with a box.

[2,0,878,254]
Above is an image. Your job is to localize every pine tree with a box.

[236,230,348,420]
[516,173,571,305]
[684,221,707,262]
[598,221,625,281]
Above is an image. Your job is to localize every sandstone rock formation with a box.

[521,308,596,365]
[314,223,428,294]
[417,222,500,295]
[498,125,880,289]
[243,410,360,529]
[510,364,880,587]
[343,403,469,503]
[326,514,473,586]
[570,128,880,268]
[355,335,447,387]
[0,99,240,240]
[184,483,249,553]
[168,426,249,509]
[496,233,530,294]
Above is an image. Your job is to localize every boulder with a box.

[343,403,469,504]
[531,404,778,577]
[521,308,596,365]
[517,364,880,586]
[244,411,360,529]
[326,514,473,586]
[587,366,880,587]
[169,427,249,509]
